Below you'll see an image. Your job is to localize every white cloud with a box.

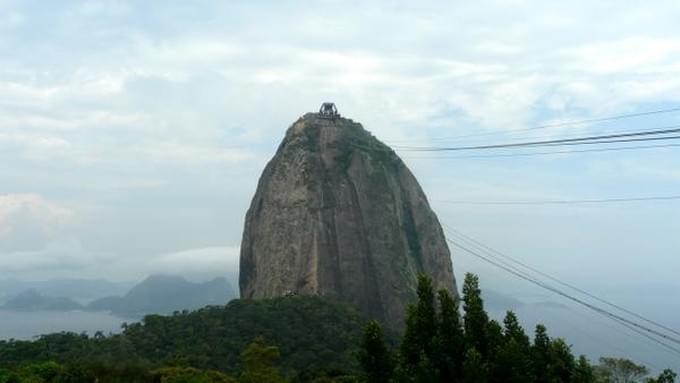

[0,132,70,154]
[0,194,75,249]
[561,38,680,75]
[148,246,240,276]
[62,246,242,283]
[0,11,24,29]
[133,143,254,165]
[0,195,103,279]
[0,238,91,273]
[0,0,679,288]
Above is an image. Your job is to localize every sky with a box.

[1,0,679,310]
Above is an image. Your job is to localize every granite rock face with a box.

[239,112,457,327]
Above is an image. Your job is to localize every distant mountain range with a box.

[1,275,237,317]
[0,278,132,304]
[88,275,236,317]
[2,289,83,311]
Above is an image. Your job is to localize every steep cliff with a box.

[240,111,457,327]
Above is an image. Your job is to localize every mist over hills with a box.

[0,275,237,318]
[88,274,236,317]
[2,289,83,311]
[0,278,133,305]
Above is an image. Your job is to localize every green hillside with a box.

[0,296,368,377]
[0,274,675,383]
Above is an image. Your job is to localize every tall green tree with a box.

[359,320,393,383]
[532,324,552,383]
[400,304,421,368]
[572,355,595,383]
[462,348,487,383]
[399,274,438,382]
[490,338,534,383]
[488,312,534,383]
[462,273,489,359]
[413,274,437,360]
[548,338,574,383]
[503,311,530,348]
[485,319,504,363]
[434,289,464,382]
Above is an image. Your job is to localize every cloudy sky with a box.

[1,0,679,309]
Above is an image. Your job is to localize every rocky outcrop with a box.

[239,112,457,327]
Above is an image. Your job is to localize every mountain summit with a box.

[240,107,457,327]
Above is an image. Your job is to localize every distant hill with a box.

[0,278,132,304]
[2,289,83,311]
[87,275,236,316]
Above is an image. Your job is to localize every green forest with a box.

[0,274,675,383]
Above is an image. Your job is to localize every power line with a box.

[539,134,680,147]
[541,306,663,370]
[442,225,680,354]
[602,313,680,358]
[388,106,680,144]
[447,122,680,146]
[456,236,667,368]
[394,125,680,152]
[396,134,680,152]
[435,195,680,206]
[446,227,680,339]
[451,231,670,368]
[522,107,680,130]
[401,142,680,160]
[449,239,680,355]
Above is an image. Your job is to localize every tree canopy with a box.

[0,273,674,383]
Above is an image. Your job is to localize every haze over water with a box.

[0,310,125,340]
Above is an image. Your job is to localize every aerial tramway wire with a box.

[400,142,680,159]
[436,194,680,206]
[445,226,680,339]
[441,225,680,352]
[537,134,680,147]
[388,106,680,144]
[393,125,680,152]
[448,239,680,356]
[416,122,680,147]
